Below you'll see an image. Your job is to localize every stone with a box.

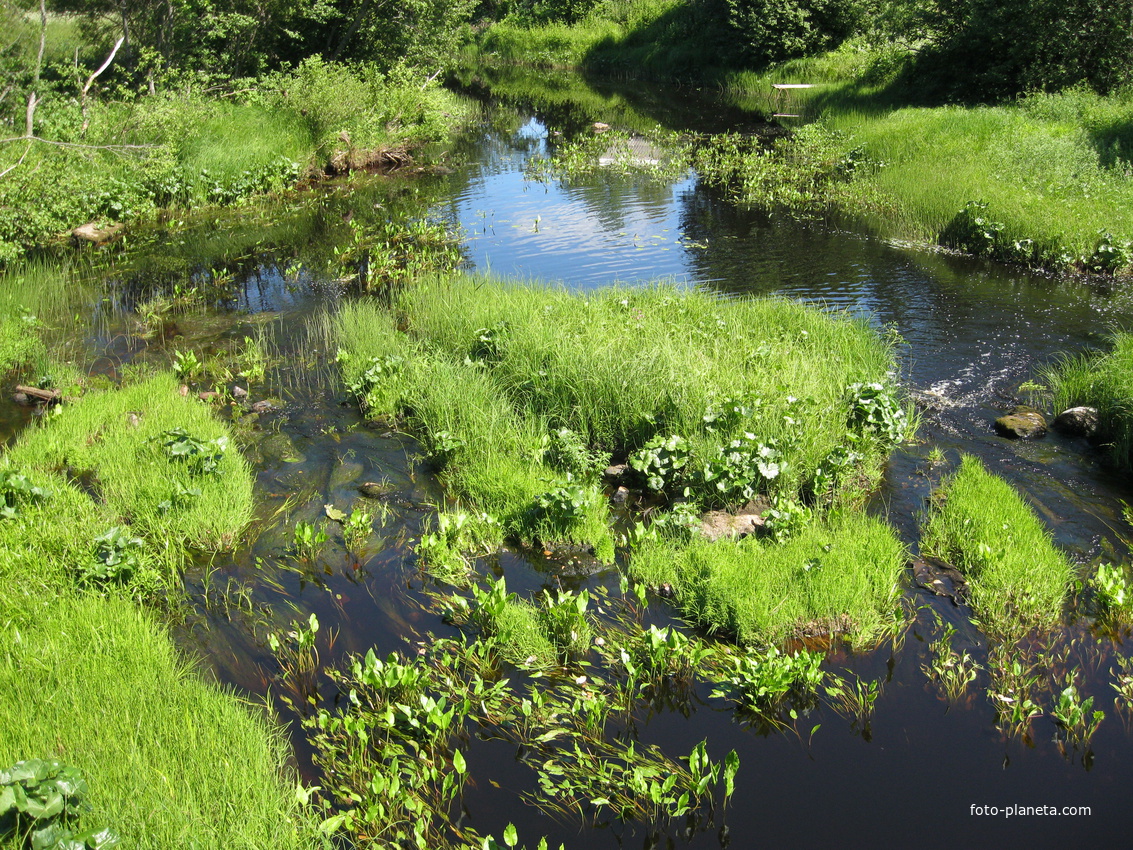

[1052,406,1099,439]
[603,463,629,483]
[71,221,124,246]
[699,497,770,542]
[251,399,279,414]
[611,486,630,505]
[198,391,220,401]
[358,480,393,498]
[994,405,1047,440]
[232,385,248,399]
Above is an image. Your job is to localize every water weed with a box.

[921,621,981,705]
[920,455,1072,639]
[1051,678,1105,760]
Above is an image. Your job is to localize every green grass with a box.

[0,592,316,850]
[0,369,315,848]
[630,509,905,646]
[1045,331,1133,471]
[333,273,903,559]
[3,371,253,569]
[712,44,1133,269]
[919,455,1073,638]
[0,61,477,262]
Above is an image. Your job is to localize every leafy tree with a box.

[724,0,860,67]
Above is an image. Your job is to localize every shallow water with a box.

[10,73,1133,846]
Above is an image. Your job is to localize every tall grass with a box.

[333,274,901,557]
[919,455,1073,638]
[0,369,254,620]
[0,592,317,850]
[630,509,905,645]
[1045,332,1133,471]
[0,369,313,848]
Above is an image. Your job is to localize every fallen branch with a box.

[14,385,62,404]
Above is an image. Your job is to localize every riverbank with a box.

[463,16,1133,275]
[0,57,476,264]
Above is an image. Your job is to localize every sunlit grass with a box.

[0,592,317,849]
[630,509,905,646]
[1045,332,1133,471]
[919,455,1072,638]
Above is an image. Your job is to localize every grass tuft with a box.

[919,455,1072,638]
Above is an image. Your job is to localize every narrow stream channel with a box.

[16,73,1133,846]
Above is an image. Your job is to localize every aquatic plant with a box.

[616,624,713,693]
[987,645,1043,741]
[171,349,202,381]
[342,507,374,554]
[711,645,824,721]
[824,672,882,733]
[1089,563,1133,622]
[417,510,500,585]
[921,622,981,704]
[0,759,119,850]
[291,521,328,563]
[920,455,1072,638]
[1051,678,1105,758]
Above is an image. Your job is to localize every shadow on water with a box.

[5,68,1133,847]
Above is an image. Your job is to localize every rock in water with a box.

[1052,406,1099,439]
[994,406,1047,440]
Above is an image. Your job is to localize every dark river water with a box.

[12,72,1133,847]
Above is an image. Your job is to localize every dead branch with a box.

[81,36,126,134]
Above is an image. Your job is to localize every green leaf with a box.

[503,823,519,848]
[452,749,466,775]
[324,504,347,522]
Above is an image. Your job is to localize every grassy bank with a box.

[1045,332,1133,471]
[0,57,476,263]
[708,47,1133,272]
[920,455,1073,638]
[466,8,1133,274]
[333,273,908,643]
[0,373,315,847]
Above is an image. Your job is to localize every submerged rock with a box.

[994,406,1047,440]
[603,463,629,483]
[910,555,968,605]
[260,432,305,464]
[1052,406,1099,439]
[329,461,364,490]
[358,480,394,498]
